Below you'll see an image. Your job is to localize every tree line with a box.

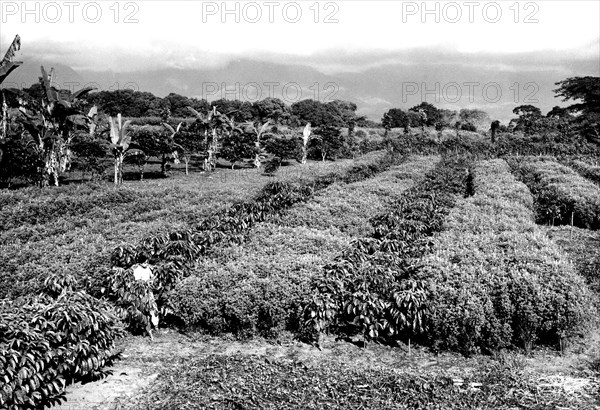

[1,35,599,188]
[381,77,600,144]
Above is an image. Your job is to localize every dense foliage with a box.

[509,157,600,229]
[418,160,596,354]
[566,158,600,186]
[170,156,439,338]
[106,151,406,332]
[303,155,471,345]
[0,291,124,409]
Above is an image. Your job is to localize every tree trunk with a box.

[161,154,167,176]
[184,158,189,175]
[322,152,326,162]
[301,145,308,164]
[114,158,119,186]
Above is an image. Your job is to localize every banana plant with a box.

[0,34,22,163]
[301,122,312,164]
[243,120,272,168]
[15,66,95,186]
[187,106,216,171]
[161,122,184,176]
[109,114,133,186]
[0,34,22,86]
[187,106,241,172]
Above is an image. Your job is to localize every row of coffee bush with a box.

[275,155,440,237]
[303,155,471,344]
[566,159,600,186]
[105,150,408,331]
[0,290,124,409]
[169,156,439,337]
[0,151,406,409]
[418,159,596,354]
[509,157,600,229]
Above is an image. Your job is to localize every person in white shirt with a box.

[131,258,159,340]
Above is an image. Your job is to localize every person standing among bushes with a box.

[131,256,159,340]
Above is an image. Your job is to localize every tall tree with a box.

[512,105,543,135]
[382,108,408,135]
[554,77,600,143]
[458,109,490,131]
[220,128,256,169]
[490,120,500,143]
[0,34,23,163]
[409,102,441,128]
[312,125,344,162]
[253,98,290,124]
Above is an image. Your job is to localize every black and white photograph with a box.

[1,0,599,408]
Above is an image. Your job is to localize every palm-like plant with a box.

[301,122,312,164]
[243,120,272,168]
[0,34,22,162]
[109,114,133,186]
[187,106,242,171]
[15,66,95,186]
[161,122,184,176]
[0,35,22,86]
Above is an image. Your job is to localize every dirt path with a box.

[52,329,600,410]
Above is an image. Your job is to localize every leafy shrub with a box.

[0,136,42,187]
[304,155,470,344]
[460,123,478,132]
[509,157,600,229]
[276,156,439,237]
[0,292,124,409]
[418,159,596,354]
[170,223,350,337]
[109,151,407,331]
[104,268,161,334]
[567,159,600,186]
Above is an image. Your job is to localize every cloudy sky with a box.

[1,0,599,73]
[1,1,598,121]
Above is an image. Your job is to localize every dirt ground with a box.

[52,327,600,410]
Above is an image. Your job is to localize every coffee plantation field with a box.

[4,140,600,410]
[1,40,599,408]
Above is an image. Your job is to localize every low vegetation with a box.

[567,158,600,186]
[304,155,471,346]
[509,157,600,229]
[117,352,598,410]
[418,159,596,354]
[171,156,439,337]
[1,36,599,410]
